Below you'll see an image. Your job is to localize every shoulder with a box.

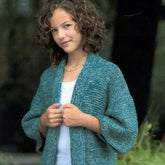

[40,64,58,81]
[93,54,123,77]
[87,54,126,88]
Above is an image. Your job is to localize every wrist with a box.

[80,113,102,134]
[39,115,48,138]
[39,115,45,128]
[79,112,88,127]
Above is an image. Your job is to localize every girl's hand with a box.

[39,104,62,137]
[40,104,63,128]
[63,103,84,127]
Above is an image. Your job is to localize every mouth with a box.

[61,41,71,46]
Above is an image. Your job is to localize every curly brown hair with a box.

[37,0,106,64]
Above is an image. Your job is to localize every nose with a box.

[57,29,65,40]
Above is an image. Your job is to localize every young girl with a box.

[21,0,138,165]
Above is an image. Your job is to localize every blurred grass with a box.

[0,152,41,165]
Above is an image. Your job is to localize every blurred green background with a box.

[0,0,165,158]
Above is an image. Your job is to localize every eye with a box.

[64,24,71,28]
[51,28,57,33]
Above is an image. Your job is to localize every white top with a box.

[55,80,76,165]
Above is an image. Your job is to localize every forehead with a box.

[49,8,73,27]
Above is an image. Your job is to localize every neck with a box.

[66,52,88,66]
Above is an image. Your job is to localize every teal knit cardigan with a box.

[21,53,138,165]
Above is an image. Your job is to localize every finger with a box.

[49,109,62,115]
[50,122,62,128]
[50,118,63,124]
[64,103,78,110]
[63,103,72,108]
[49,103,60,110]
[54,109,62,114]
[63,108,70,114]
[63,120,71,127]
[48,115,62,121]
[48,117,63,127]
[53,113,63,119]
[47,110,62,119]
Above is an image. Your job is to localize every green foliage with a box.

[0,153,41,165]
[117,121,165,165]
[0,153,9,165]
[149,20,165,129]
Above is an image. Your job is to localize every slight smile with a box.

[61,41,71,46]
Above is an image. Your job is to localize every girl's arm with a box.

[62,103,102,134]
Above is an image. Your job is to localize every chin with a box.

[63,49,74,54]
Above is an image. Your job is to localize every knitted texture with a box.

[21,53,138,165]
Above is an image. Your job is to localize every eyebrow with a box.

[50,21,72,29]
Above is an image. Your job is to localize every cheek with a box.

[76,34,83,44]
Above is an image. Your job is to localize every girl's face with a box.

[49,8,84,55]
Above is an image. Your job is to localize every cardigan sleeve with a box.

[96,64,138,154]
[21,69,50,153]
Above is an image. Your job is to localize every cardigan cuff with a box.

[35,118,46,153]
[96,114,110,145]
